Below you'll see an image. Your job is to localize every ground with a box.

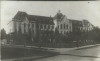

[34,46,100,61]
[1,45,100,61]
[1,45,57,60]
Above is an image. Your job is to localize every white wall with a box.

[55,15,72,34]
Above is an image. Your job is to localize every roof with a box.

[27,15,53,21]
[13,11,54,25]
[13,11,27,21]
[69,19,83,27]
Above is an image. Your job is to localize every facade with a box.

[8,11,94,45]
[10,11,55,42]
[53,10,94,35]
[53,10,72,35]
[69,19,94,32]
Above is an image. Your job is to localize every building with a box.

[53,10,94,34]
[9,11,55,44]
[69,19,94,32]
[53,10,72,35]
[8,10,94,45]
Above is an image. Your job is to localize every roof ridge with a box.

[28,14,53,18]
[69,19,82,21]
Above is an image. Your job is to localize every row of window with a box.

[73,27,93,32]
[58,24,68,29]
[18,23,55,33]
[15,23,32,33]
[40,24,54,29]
[23,23,54,30]
[16,22,92,34]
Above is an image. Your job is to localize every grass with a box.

[1,46,57,60]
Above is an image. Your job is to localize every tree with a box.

[91,27,100,43]
[1,28,7,40]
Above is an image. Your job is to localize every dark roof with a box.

[69,19,83,27]
[13,11,27,21]
[13,11,54,25]
[27,15,53,21]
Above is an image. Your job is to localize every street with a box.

[34,46,100,61]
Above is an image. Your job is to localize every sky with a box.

[1,1,100,33]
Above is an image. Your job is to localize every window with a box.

[48,25,50,29]
[61,24,62,29]
[58,25,59,29]
[28,24,30,29]
[66,25,68,29]
[24,23,26,29]
[32,24,34,28]
[70,26,71,30]
[64,31,66,34]
[46,25,48,29]
[32,30,34,34]
[44,25,46,29]
[52,25,54,29]
[24,23,26,33]
[64,24,65,29]
[40,24,43,29]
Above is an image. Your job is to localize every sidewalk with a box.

[43,44,100,58]
[43,44,100,53]
[3,44,100,54]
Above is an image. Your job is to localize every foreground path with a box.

[34,46,100,61]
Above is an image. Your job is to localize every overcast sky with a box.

[1,1,100,33]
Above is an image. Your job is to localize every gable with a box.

[58,15,69,25]
[13,11,27,22]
